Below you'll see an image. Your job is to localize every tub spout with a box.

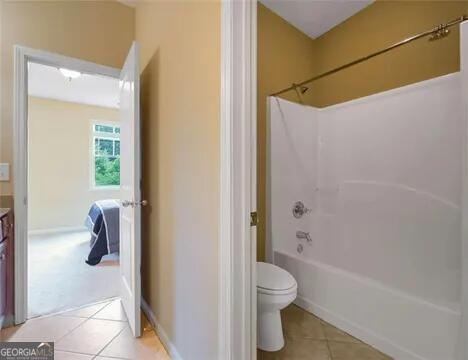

[296,231,312,242]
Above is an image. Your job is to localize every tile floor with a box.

[258,305,392,360]
[0,298,170,360]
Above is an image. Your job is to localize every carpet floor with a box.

[28,230,119,318]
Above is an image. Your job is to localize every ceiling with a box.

[260,0,374,39]
[28,62,120,109]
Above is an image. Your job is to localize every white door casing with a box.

[13,46,120,325]
[119,42,142,337]
[219,1,257,358]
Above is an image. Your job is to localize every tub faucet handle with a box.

[292,201,311,218]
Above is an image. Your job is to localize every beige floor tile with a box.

[0,315,85,342]
[328,341,392,360]
[99,326,170,360]
[61,301,112,319]
[258,305,393,360]
[282,305,325,340]
[56,318,126,355]
[322,323,360,344]
[54,351,94,360]
[93,299,127,322]
[258,338,330,360]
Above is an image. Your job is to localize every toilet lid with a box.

[257,262,297,291]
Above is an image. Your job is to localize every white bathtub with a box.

[268,77,464,360]
[274,251,461,360]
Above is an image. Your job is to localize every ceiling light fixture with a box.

[59,68,81,81]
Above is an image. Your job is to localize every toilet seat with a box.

[257,262,297,295]
[257,286,297,296]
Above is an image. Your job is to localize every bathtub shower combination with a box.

[268,72,465,360]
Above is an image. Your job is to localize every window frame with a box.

[90,119,121,190]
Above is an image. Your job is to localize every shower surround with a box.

[267,73,463,360]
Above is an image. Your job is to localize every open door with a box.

[119,42,142,337]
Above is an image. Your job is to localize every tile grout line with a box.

[93,325,128,359]
[54,316,92,344]
[320,319,334,360]
[53,300,113,344]
[93,355,128,360]
[54,300,123,356]
[55,349,96,358]
[271,305,393,360]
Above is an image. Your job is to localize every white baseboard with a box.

[28,226,87,236]
[141,298,183,360]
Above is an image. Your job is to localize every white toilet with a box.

[257,262,297,352]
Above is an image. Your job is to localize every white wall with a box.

[268,73,463,360]
[270,73,462,307]
[267,97,320,262]
[321,74,462,308]
[28,96,120,231]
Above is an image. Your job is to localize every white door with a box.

[119,42,142,337]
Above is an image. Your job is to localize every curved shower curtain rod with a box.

[271,15,468,103]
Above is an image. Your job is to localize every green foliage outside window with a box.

[93,124,120,187]
[95,152,120,187]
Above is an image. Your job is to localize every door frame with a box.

[13,45,120,324]
[460,21,468,360]
[219,1,257,359]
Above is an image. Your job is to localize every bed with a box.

[84,199,120,265]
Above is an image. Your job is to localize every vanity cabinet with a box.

[0,241,7,320]
[0,209,13,328]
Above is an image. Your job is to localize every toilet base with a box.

[257,309,284,352]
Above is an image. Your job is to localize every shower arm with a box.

[271,15,468,104]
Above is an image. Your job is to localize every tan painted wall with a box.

[0,1,134,196]
[28,97,119,231]
[257,0,468,261]
[257,3,316,261]
[311,0,468,107]
[135,2,220,358]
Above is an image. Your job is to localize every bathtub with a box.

[274,251,461,360]
[267,77,464,360]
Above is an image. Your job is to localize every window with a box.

[92,123,120,187]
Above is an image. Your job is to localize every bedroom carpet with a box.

[28,230,119,319]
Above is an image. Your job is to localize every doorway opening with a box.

[13,45,142,337]
[27,61,121,318]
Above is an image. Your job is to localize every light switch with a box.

[0,163,10,181]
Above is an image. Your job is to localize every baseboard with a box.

[28,226,87,236]
[0,314,14,330]
[141,298,183,360]
[295,296,425,360]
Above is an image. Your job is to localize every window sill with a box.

[90,186,120,192]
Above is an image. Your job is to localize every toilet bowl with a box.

[257,262,297,352]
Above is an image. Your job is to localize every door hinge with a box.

[250,211,258,227]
